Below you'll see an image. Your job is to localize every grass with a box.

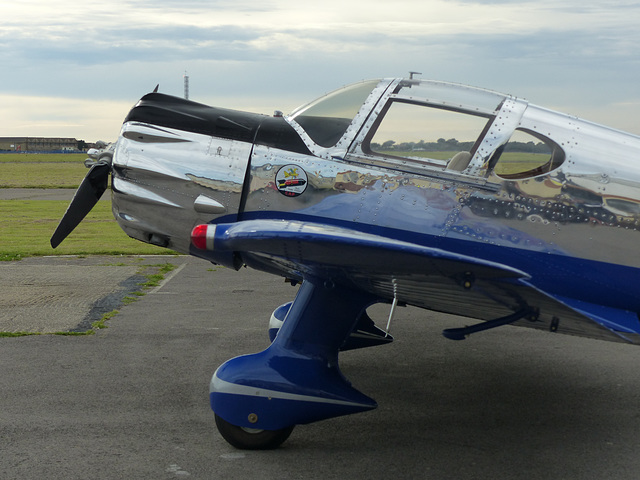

[0,154,176,258]
[0,162,87,188]
[0,153,86,163]
[0,331,41,337]
[89,309,120,332]
[493,152,552,176]
[0,199,174,258]
[138,263,177,288]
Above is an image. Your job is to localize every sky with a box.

[1,0,640,142]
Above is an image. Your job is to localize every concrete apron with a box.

[0,257,143,333]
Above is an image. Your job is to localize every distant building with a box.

[0,137,87,152]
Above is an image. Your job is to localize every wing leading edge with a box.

[192,219,639,345]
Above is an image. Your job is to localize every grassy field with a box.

[1,154,174,260]
[0,200,174,260]
[0,162,88,188]
[0,153,88,188]
[0,153,86,163]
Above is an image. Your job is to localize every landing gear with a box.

[215,414,294,450]
[210,278,379,449]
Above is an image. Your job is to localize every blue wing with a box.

[193,219,638,345]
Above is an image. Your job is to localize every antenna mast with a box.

[184,71,190,100]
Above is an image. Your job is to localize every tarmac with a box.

[4,190,640,478]
[0,257,143,333]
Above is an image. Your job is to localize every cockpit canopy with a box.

[288,78,565,180]
[288,78,506,148]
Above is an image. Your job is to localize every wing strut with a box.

[385,278,400,336]
[442,308,536,341]
[386,296,398,336]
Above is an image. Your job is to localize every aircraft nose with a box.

[110,117,252,255]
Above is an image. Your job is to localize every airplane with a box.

[52,75,640,450]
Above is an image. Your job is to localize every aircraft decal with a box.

[276,164,308,197]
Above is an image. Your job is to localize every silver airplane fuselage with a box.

[111,78,640,338]
[47,76,640,448]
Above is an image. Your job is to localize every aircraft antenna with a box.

[184,71,190,100]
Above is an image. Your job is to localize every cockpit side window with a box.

[363,100,493,170]
[491,129,565,179]
[289,80,380,148]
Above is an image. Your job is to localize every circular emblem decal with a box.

[276,165,308,197]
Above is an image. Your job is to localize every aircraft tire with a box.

[214,414,295,450]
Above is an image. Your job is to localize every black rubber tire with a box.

[214,414,295,450]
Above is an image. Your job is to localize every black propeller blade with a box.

[50,161,111,249]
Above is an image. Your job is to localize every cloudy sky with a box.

[1,0,639,142]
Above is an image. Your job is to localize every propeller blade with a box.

[50,162,110,248]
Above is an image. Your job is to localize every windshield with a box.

[393,80,506,115]
[289,80,381,147]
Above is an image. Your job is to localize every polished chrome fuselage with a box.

[111,79,640,321]
[113,124,251,254]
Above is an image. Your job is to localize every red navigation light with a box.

[191,224,209,250]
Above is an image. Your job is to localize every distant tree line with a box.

[371,138,549,153]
